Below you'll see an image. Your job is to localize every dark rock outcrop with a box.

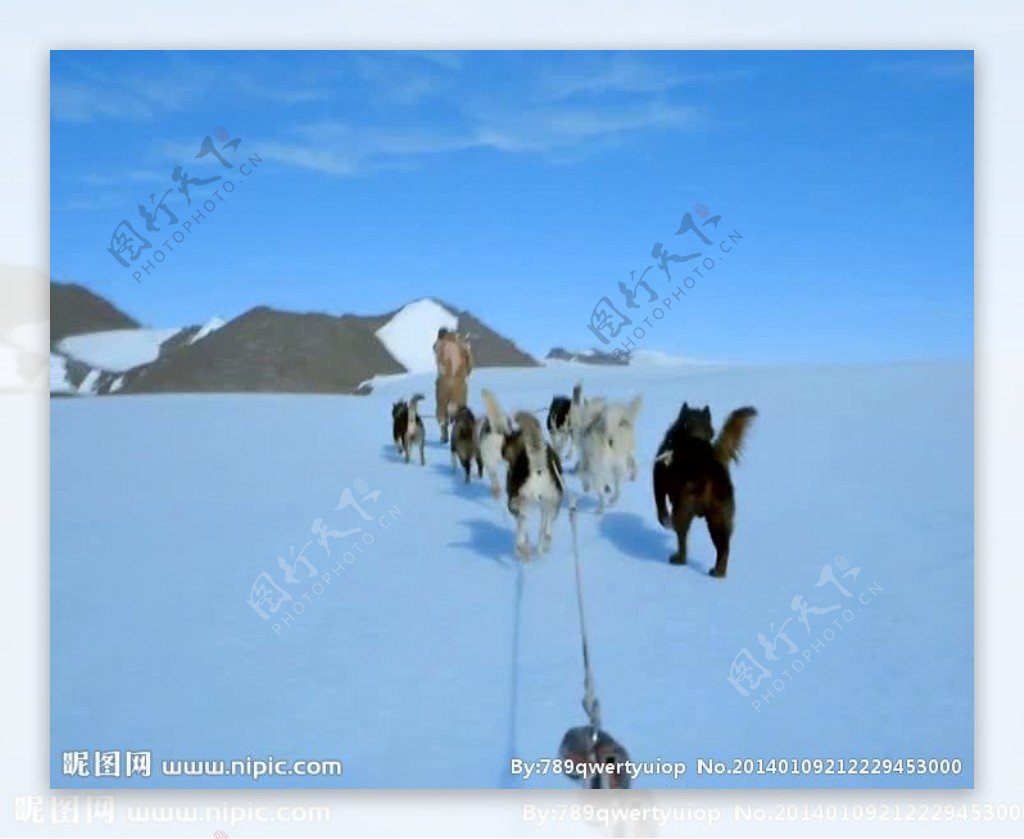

[546,346,630,366]
[50,282,139,345]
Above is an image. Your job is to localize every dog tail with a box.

[481,388,508,433]
[571,381,583,406]
[713,406,758,465]
[408,393,425,425]
[514,411,546,454]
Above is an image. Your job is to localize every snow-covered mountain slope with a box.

[50,361,973,789]
[375,298,459,373]
[189,316,226,345]
[57,327,182,373]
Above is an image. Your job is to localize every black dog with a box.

[653,402,757,578]
[546,381,582,459]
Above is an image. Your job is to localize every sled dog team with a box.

[391,382,757,578]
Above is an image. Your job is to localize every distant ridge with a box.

[546,346,630,366]
[50,286,540,396]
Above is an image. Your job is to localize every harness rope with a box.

[437,399,622,788]
[553,461,610,788]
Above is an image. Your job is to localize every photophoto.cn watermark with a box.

[726,555,882,711]
[584,202,744,358]
[246,478,401,635]
[105,126,262,282]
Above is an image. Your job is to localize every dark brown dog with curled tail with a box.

[653,403,757,578]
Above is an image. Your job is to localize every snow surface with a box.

[50,361,973,789]
[375,298,458,373]
[189,317,226,345]
[545,349,727,368]
[630,349,713,367]
[58,327,181,373]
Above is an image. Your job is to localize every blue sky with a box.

[50,50,973,363]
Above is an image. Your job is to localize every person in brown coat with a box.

[433,327,473,443]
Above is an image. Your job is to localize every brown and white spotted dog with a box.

[501,410,565,561]
[391,394,426,466]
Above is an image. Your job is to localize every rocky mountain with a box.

[50,282,140,346]
[50,287,538,396]
[546,346,630,365]
[120,306,406,395]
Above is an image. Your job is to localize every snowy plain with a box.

[50,358,973,789]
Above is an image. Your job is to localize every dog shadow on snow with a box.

[378,442,443,469]
[429,464,519,566]
[447,517,518,568]
[598,510,714,573]
[428,462,497,503]
[379,442,412,465]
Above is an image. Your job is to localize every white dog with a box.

[479,388,512,499]
[577,394,643,513]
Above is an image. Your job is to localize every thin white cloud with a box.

[51,54,334,123]
[349,52,454,105]
[256,99,704,176]
[57,52,714,180]
[54,194,124,213]
[51,80,156,123]
[78,169,174,187]
[541,55,752,99]
[473,100,703,153]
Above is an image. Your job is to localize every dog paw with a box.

[516,542,530,561]
[669,552,686,566]
[659,514,672,529]
[490,484,502,499]
[708,567,726,579]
